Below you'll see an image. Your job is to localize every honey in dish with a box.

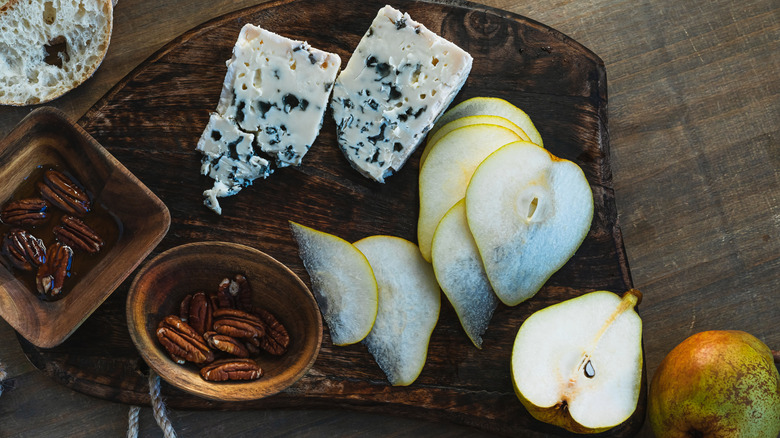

[0,165,123,300]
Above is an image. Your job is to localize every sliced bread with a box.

[0,0,113,106]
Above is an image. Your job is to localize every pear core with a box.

[512,290,643,433]
[465,142,593,306]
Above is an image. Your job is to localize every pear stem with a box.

[772,350,780,365]
[625,289,643,306]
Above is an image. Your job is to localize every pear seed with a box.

[527,197,539,220]
[584,360,595,378]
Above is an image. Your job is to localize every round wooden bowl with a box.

[126,241,323,401]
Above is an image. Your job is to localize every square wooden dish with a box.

[0,107,170,348]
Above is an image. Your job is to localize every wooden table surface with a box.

[0,0,777,436]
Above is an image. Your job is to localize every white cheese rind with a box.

[197,24,341,214]
[331,5,473,183]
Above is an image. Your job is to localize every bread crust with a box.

[0,0,114,106]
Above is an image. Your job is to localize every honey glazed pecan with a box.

[35,242,73,300]
[38,169,91,216]
[53,215,104,254]
[2,168,110,301]
[0,198,49,226]
[1,229,46,271]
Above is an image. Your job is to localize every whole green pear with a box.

[649,330,780,437]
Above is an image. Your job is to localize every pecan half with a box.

[2,229,46,271]
[232,274,253,311]
[200,358,263,382]
[38,169,91,216]
[156,315,214,364]
[35,242,72,299]
[244,340,261,356]
[0,198,49,226]
[208,291,220,310]
[213,308,265,340]
[216,275,253,310]
[216,277,238,309]
[187,292,213,335]
[203,331,249,358]
[53,216,104,253]
[179,294,193,322]
[253,308,290,356]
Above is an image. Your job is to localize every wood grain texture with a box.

[13,0,639,435]
[0,0,777,437]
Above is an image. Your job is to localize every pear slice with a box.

[420,115,531,167]
[511,290,644,433]
[429,97,543,147]
[431,199,499,348]
[354,235,441,386]
[465,142,593,306]
[417,125,524,262]
[289,221,378,346]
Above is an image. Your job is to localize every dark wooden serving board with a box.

[18,0,642,435]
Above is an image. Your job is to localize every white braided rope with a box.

[127,406,140,438]
[126,370,178,438]
[148,370,177,438]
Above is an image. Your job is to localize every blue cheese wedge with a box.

[331,5,473,183]
[197,24,341,214]
[197,113,271,215]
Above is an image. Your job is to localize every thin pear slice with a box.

[417,125,524,262]
[511,290,644,433]
[431,199,499,348]
[290,222,378,346]
[420,115,531,167]
[354,235,440,386]
[465,142,593,306]
[429,97,543,147]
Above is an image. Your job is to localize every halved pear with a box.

[354,235,441,386]
[511,290,644,433]
[289,221,378,346]
[429,97,543,147]
[465,142,593,306]
[417,125,524,262]
[420,115,531,167]
[431,199,499,348]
